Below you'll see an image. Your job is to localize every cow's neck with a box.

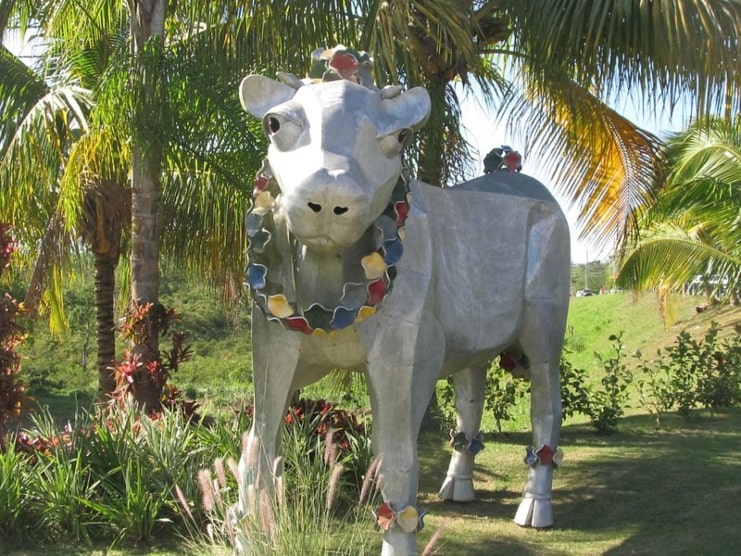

[293,235,370,309]
[245,172,409,334]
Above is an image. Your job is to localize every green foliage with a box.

[587,333,633,433]
[0,437,32,540]
[559,348,592,420]
[634,353,675,428]
[282,398,374,498]
[484,365,528,433]
[618,116,741,303]
[570,260,612,293]
[28,412,96,543]
[0,225,29,431]
[636,323,741,424]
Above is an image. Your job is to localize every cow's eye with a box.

[379,128,413,156]
[262,112,304,151]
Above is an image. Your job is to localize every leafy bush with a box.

[484,364,528,432]
[560,347,592,420]
[587,333,633,433]
[0,437,33,540]
[635,323,741,423]
[438,361,529,434]
[0,224,29,432]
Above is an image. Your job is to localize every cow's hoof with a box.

[514,496,553,528]
[438,474,475,502]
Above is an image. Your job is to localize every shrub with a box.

[635,323,741,422]
[0,224,29,433]
[438,361,529,434]
[634,352,675,427]
[0,437,33,540]
[560,347,592,421]
[484,364,528,433]
[110,301,193,415]
[588,333,633,434]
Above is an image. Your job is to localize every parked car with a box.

[575,289,595,297]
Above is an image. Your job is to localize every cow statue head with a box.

[239,54,430,254]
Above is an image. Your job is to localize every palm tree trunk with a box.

[128,0,166,411]
[94,254,117,398]
[417,76,447,186]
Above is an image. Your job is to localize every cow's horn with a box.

[381,85,403,99]
[276,72,304,89]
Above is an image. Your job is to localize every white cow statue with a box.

[235,47,570,555]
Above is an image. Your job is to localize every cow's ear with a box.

[239,75,297,118]
[382,86,431,131]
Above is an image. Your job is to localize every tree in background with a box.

[0,1,262,406]
[618,116,741,306]
[0,224,29,432]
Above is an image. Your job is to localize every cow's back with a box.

[408,173,569,361]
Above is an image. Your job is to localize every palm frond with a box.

[618,232,741,298]
[513,0,741,117]
[500,75,664,251]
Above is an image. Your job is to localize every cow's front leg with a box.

[438,364,487,502]
[514,302,564,528]
[234,311,303,544]
[362,319,444,556]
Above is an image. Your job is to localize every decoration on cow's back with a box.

[484,145,523,174]
[245,163,410,335]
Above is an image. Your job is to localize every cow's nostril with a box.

[308,202,322,213]
[333,206,348,215]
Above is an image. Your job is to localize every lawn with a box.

[415,409,741,555]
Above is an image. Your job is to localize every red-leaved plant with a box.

[108,300,197,419]
[0,224,29,437]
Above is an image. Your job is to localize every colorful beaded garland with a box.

[245,163,410,335]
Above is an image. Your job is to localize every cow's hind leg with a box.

[514,300,565,528]
[438,364,487,502]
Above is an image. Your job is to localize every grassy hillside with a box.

[566,292,741,373]
[14,267,741,420]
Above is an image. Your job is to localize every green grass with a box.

[414,408,741,555]
[566,292,741,372]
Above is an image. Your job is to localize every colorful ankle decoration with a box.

[524,444,564,468]
[449,430,484,455]
[373,502,426,533]
[245,160,410,335]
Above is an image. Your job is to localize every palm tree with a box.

[1,2,263,406]
[81,179,131,394]
[4,1,741,407]
[617,116,741,306]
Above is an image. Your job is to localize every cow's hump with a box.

[452,172,558,204]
